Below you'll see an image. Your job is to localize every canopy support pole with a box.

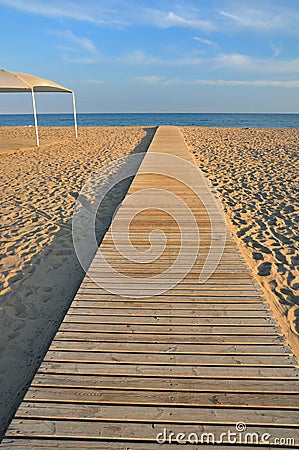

[72,91,78,138]
[31,89,39,147]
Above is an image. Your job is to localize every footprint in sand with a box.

[287,305,299,336]
[14,303,27,317]
[252,252,264,261]
[257,261,272,276]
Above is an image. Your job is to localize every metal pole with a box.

[31,89,39,147]
[72,91,78,138]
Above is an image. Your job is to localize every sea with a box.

[0,113,299,128]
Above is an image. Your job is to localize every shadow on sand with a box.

[0,127,156,439]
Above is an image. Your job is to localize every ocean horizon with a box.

[0,112,299,128]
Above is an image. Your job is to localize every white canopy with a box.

[0,69,78,146]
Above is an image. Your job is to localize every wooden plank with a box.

[49,341,291,354]
[71,300,269,310]
[80,289,260,297]
[44,350,294,365]
[58,322,281,334]
[62,315,275,325]
[2,441,298,450]
[24,387,299,407]
[55,331,285,343]
[12,402,299,424]
[31,373,299,393]
[38,362,297,377]
[67,307,272,317]
[75,294,266,302]
[2,440,299,450]
[84,281,259,290]
[6,420,299,444]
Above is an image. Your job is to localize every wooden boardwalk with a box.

[3,126,299,448]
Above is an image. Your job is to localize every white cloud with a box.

[135,75,164,84]
[60,30,98,53]
[0,0,106,24]
[119,50,205,67]
[113,49,299,75]
[213,52,299,75]
[133,76,299,88]
[194,79,299,88]
[161,11,215,31]
[270,45,281,59]
[64,57,100,64]
[55,45,77,53]
[119,50,162,66]
[68,32,96,53]
[0,0,217,31]
[85,79,105,84]
[218,4,299,34]
[51,30,101,64]
[214,53,253,70]
[193,36,214,45]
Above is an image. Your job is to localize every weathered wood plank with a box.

[24,387,299,408]
[12,402,299,424]
[55,331,285,343]
[67,307,272,317]
[38,361,297,378]
[31,373,299,392]
[70,301,269,310]
[59,322,281,334]
[6,420,299,444]
[49,341,291,354]
[44,350,294,366]
[2,441,297,450]
[63,315,275,325]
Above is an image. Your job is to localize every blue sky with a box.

[1,0,299,113]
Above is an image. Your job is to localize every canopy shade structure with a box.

[0,69,78,146]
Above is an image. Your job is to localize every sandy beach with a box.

[0,125,155,436]
[182,126,299,354]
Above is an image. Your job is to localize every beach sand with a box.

[182,126,299,356]
[0,125,155,437]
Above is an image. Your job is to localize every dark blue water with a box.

[0,113,299,128]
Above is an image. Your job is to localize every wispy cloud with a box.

[119,50,162,66]
[160,11,215,31]
[270,45,281,59]
[135,75,165,84]
[119,50,205,67]
[3,0,299,36]
[85,79,105,84]
[55,45,77,53]
[64,57,100,64]
[193,36,214,45]
[54,30,98,53]
[194,79,299,88]
[115,49,299,76]
[213,52,299,75]
[0,0,109,24]
[64,30,97,53]
[214,53,252,70]
[134,76,299,88]
[218,4,299,34]
[0,0,217,31]
[51,29,101,64]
